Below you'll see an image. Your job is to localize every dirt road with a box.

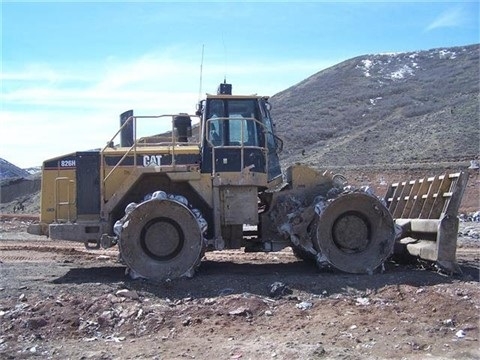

[0,218,479,360]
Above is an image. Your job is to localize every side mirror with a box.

[195,100,204,116]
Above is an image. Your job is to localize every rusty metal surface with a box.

[386,172,469,273]
[118,198,205,280]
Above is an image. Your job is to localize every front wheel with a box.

[315,192,395,274]
[118,199,205,280]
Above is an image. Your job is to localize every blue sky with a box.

[2,1,479,168]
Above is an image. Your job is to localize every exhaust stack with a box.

[120,110,134,147]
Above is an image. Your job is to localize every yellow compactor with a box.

[28,83,468,279]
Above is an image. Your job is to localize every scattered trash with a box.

[443,319,454,326]
[468,160,479,170]
[296,301,313,310]
[105,335,126,342]
[356,297,370,306]
[83,337,98,342]
[264,310,273,316]
[268,282,292,298]
[229,307,252,317]
[204,298,216,305]
[115,289,140,300]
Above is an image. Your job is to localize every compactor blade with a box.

[385,172,469,274]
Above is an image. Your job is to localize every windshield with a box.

[206,99,262,147]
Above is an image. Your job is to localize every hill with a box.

[0,158,41,210]
[0,158,31,180]
[270,44,479,169]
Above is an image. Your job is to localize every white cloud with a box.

[426,7,467,31]
[0,63,92,83]
[1,109,115,168]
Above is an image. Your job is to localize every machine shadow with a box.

[51,258,479,301]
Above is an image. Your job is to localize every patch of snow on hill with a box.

[389,64,415,80]
[357,53,421,81]
[25,167,42,175]
[438,49,457,59]
[360,59,373,77]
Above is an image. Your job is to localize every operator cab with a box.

[198,83,282,182]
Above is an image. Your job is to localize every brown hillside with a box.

[270,44,479,169]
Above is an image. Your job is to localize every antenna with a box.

[198,44,205,101]
[222,34,227,82]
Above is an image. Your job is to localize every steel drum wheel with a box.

[315,192,395,274]
[119,199,204,280]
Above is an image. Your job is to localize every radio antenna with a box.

[198,44,205,101]
[222,34,227,82]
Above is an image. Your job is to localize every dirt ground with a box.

[0,216,479,360]
[0,165,478,359]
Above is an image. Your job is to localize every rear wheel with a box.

[118,199,204,280]
[315,192,395,274]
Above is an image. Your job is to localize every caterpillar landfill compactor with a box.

[28,83,468,279]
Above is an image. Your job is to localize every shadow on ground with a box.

[51,258,479,300]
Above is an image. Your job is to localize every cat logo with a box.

[143,155,162,167]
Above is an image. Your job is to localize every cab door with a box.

[259,99,282,182]
[201,98,267,175]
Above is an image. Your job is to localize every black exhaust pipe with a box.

[174,113,192,143]
[120,110,134,147]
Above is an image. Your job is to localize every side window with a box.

[208,119,222,145]
[206,100,224,146]
[245,120,259,146]
[259,100,276,151]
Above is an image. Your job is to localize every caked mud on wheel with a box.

[315,192,396,274]
[118,198,205,280]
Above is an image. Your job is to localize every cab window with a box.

[207,99,263,146]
